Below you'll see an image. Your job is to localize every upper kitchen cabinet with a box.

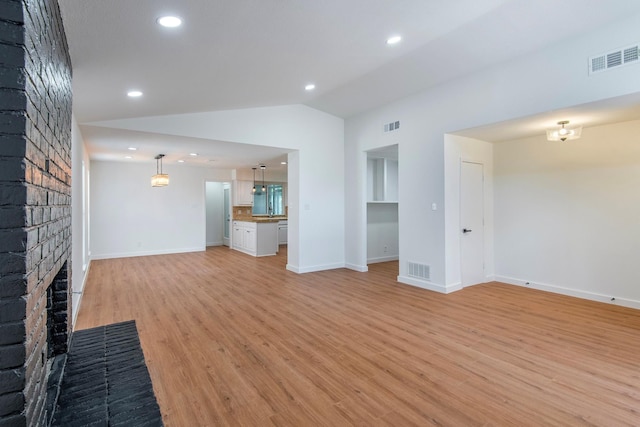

[367,145,398,203]
[233,180,253,206]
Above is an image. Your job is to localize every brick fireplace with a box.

[0,0,73,425]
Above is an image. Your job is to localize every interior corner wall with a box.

[444,135,494,290]
[345,12,640,291]
[71,115,90,324]
[90,160,233,259]
[493,119,640,308]
[367,203,399,263]
[205,181,224,246]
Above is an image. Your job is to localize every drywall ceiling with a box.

[58,0,640,167]
[453,92,640,143]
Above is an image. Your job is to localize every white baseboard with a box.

[397,275,460,294]
[206,241,224,247]
[71,259,91,328]
[495,275,640,310]
[367,255,399,264]
[91,246,205,260]
[287,262,346,274]
[346,263,368,272]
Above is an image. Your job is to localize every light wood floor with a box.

[76,246,640,426]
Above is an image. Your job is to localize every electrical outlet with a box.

[383,245,388,253]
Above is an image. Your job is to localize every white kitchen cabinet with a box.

[278,220,288,245]
[232,221,277,256]
[233,180,254,206]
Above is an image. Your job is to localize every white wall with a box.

[345,12,640,291]
[367,204,399,263]
[90,161,233,259]
[494,119,640,309]
[444,135,494,292]
[205,182,224,246]
[89,104,345,273]
[71,115,91,325]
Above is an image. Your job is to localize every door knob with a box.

[462,228,472,233]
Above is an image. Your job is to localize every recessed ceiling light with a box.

[304,84,315,91]
[124,156,132,159]
[386,35,402,45]
[177,160,185,163]
[127,90,143,97]
[189,153,198,156]
[157,16,182,28]
[128,147,137,151]
[281,161,287,165]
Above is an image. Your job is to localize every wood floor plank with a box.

[76,247,640,426]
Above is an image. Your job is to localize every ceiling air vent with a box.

[590,43,639,74]
[407,262,430,280]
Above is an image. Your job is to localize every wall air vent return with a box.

[590,43,639,74]
[407,262,430,280]
[383,120,400,133]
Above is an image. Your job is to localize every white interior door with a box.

[460,161,485,287]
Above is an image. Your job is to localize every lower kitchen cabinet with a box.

[232,221,278,257]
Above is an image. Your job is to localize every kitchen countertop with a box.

[233,217,287,223]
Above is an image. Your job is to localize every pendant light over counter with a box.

[260,165,266,192]
[252,167,257,193]
[151,154,169,187]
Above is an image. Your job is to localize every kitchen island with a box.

[231,218,283,257]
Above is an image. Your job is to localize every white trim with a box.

[346,263,368,272]
[71,259,91,328]
[495,275,640,310]
[234,247,276,257]
[91,246,205,260]
[206,241,224,247]
[367,255,399,264]
[397,275,461,294]
[287,262,346,274]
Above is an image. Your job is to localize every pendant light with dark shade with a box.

[260,165,266,192]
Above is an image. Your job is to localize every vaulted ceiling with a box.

[59,0,640,167]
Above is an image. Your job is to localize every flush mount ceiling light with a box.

[386,35,402,45]
[151,154,169,187]
[304,84,315,91]
[157,16,182,28]
[127,90,143,97]
[546,120,582,142]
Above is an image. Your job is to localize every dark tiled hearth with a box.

[51,321,163,426]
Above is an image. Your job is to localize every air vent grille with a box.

[407,262,430,280]
[607,51,622,68]
[383,120,400,133]
[590,43,639,74]
[624,46,639,63]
